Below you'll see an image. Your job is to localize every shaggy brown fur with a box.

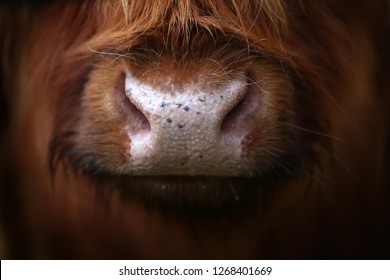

[0,0,389,258]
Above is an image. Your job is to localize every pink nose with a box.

[120,71,261,176]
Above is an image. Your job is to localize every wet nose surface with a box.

[123,71,259,176]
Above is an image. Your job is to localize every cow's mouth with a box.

[83,152,303,216]
[90,175,265,216]
[51,128,306,216]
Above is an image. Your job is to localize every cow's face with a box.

[46,1,325,208]
[51,49,300,206]
[1,0,389,258]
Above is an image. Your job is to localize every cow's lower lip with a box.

[91,175,275,216]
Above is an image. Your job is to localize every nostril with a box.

[221,77,262,137]
[115,73,150,134]
[123,95,151,134]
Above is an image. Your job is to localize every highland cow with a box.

[0,0,389,258]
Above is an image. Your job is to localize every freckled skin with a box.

[124,72,249,176]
